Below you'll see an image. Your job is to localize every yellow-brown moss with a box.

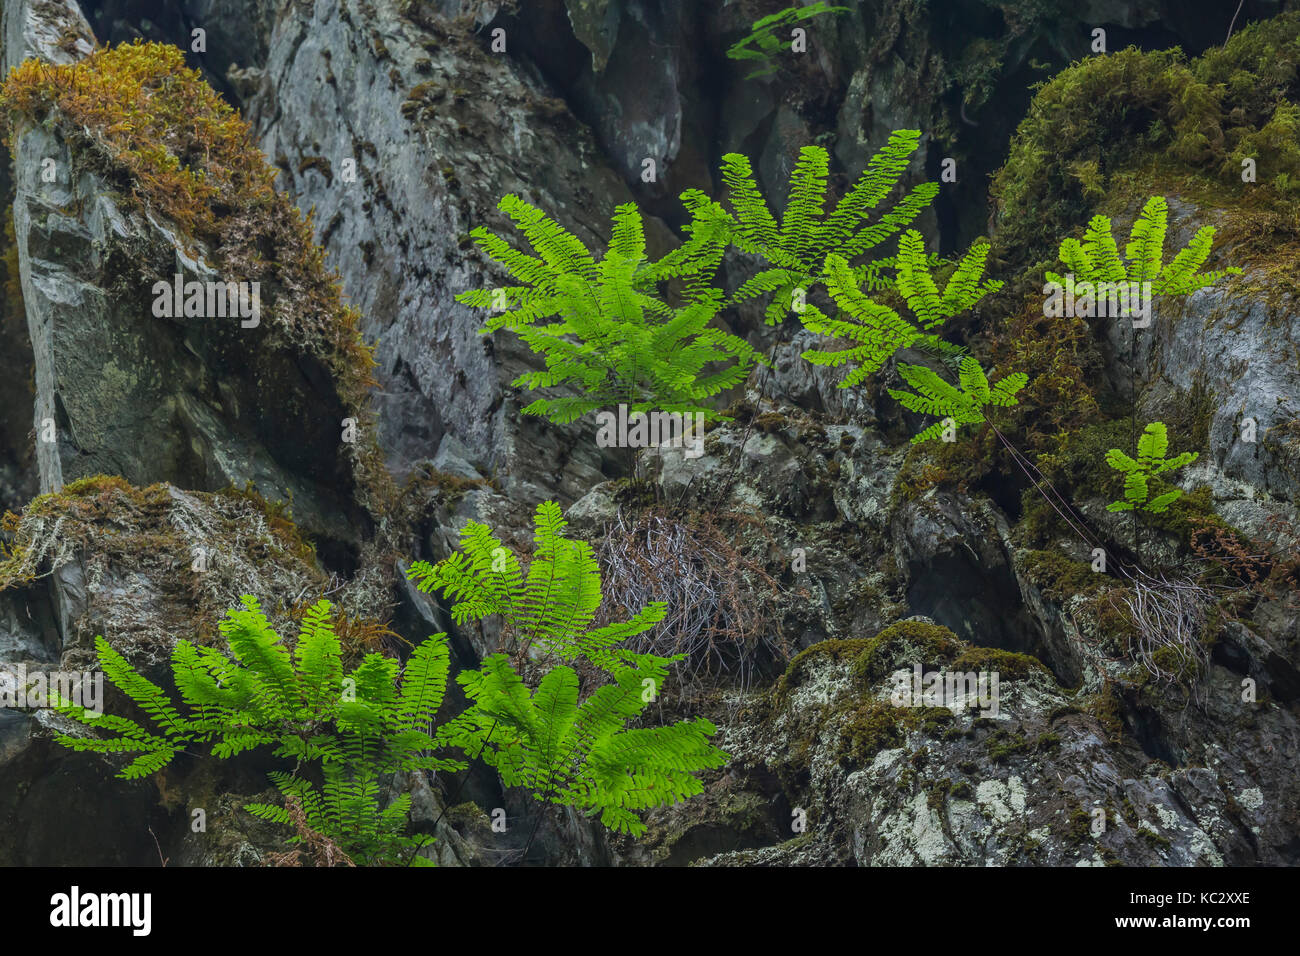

[992,13,1300,272]
[0,475,329,646]
[839,698,905,764]
[0,42,393,512]
[216,483,318,567]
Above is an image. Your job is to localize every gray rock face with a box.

[5,6,375,552]
[2,0,94,67]
[11,123,368,548]
[645,616,1300,867]
[239,0,633,500]
[1091,198,1300,541]
[1148,280,1300,525]
[2,0,1297,871]
[890,489,1078,684]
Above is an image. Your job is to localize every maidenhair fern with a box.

[1104,421,1198,513]
[50,598,464,866]
[1045,195,1242,300]
[888,357,1028,444]
[436,653,725,837]
[715,130,938,323]
[801,230,1000,386]
[459,129,937,425]
[407,500,672,673]
[725,2,849,79]
[407,500,729,838]
[457,196,761,423]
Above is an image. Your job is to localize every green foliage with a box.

[460,128,936,424]
[725,3,849,79]
[895,230,1004,327]
[715,130,938,324]
[437,655,725,836]
[802,230,1001,386]
[407,501,729,837]
[51,597,464,866]
[991,13,1300,271]
[1104,421,1198,513]
[457,196,761,423]
[1045,196,1241,300]
[407,501,670,672]
[888,357,1028,444]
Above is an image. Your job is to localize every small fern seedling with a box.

[1045,195,1242,305]
[725,2,849,79]
[1104,421,1198,513]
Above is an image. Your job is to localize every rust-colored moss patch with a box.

[0,41,391,511]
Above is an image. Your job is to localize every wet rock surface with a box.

[0,0,1295,868]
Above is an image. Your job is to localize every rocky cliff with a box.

[0,0,1296,866]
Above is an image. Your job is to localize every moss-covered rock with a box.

[851,619,964,686]
[1,39,394,549]
[949,646,1049,682]
[992,13,1300,273]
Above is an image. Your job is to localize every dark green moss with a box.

[1086,682,1126,744]
[1067,805,1094,845]
[925,777,952,810]
[839,698,905,764]
[985,730,1030,763]
[610,477,659,510]
[779,638,874,696]
[919,706,955,734]
[1019,548,1111,601]
[1138,828,1172,850]
[950,646,1049,681]
[851,620,964,686]
[296,155,333,182]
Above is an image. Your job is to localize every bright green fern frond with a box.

[1048,195,1239,302]
[1125,196,1168,284]
[781,146,831,263]
[1103,421,1198,513]
[888,358,1025,443]
[800,253,921,386]
[725,3,849,79]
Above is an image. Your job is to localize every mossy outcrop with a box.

[1,32,391,555]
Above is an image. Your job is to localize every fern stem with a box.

[716,336,781,506]
[988,422,1105,552]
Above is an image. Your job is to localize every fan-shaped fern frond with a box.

[725,3,849,79]
[1045,195,1242,304]
[407,501,673,675]
[445,654,727,837]
[715,130,937,323]
[887,357,1027,444]
[801,231,1000,387]
[49,597,465,865]
[1104,421,1198,513]
[459,196,761,422]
